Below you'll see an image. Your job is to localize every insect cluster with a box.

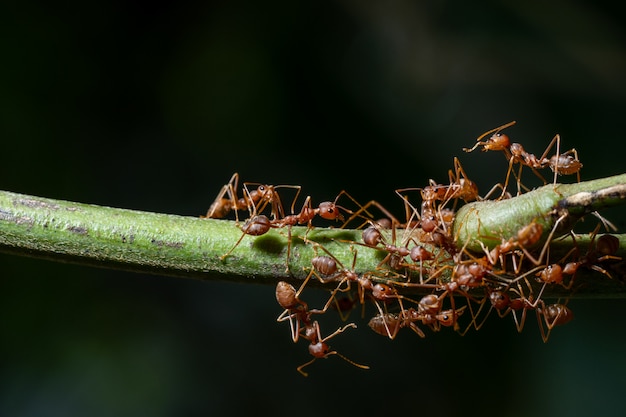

[203,122,621,376]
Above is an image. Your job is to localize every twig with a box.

[1,173,625,297]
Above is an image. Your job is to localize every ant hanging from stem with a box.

[458,264,546,335]
[306,241,419,339]
[537,223,622,291]
[536,300,574,343]
[368,293,468,339]
[296,320,369,377]
[274,257,369,376]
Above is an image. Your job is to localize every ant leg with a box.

[520,214,568,267]
[204,173,240,221]
[341,199,400,230]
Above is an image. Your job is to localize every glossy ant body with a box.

[296,320,369,377]
[220,191,349,271]
[368,293,467,338]
[464,122,582,196]
[204,173,295,222]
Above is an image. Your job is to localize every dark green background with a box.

[2,1,626,416]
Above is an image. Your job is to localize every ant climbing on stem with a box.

[219,189,352,271]
[464,122,582,197]
[203,173,296,223]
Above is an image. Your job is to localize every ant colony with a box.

[202,122,621,376]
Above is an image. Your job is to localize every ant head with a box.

[436,306,465,327]
[537,264,563,284]
[318,202,345,221]
[372,283,395,300]
[486,132,511,151]
[489,290,511,310]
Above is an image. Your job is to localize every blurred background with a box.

[1,1,626,416]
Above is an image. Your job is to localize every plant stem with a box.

[453,173,626,251]
[0,189,379,285]
[1,173,625,297]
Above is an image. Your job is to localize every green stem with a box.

[452,173,626,252]
[0,190,381,285]
[1,174,626,297]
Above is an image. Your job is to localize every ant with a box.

[483,275,573,342]
[368,293,467,338]
[480,220,545,274]
[307,242,418,339]
[274,279,369,376]
[536,301,574,343]
[219,189,349,271]
[368,310,426,339]
[549,224,622,287]
[296,320,369,377]
[478,212,571,279]
[219,214,276,260]
[464,122,582,197]
[203,173,294,223]
[275,279,315,343]
[413,292,467,332]
[355,216,441,275]
[459,265,546,334]
[390,188,455,258]
[275,257,356,342]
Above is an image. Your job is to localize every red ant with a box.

[548,224,622,287]
[203,173,294,222]
[397,157,478,224]
[203,173,255,221]
[274,279,369,376]
[219,214,276,260]
[413,292,467,332]
[307,242,418,338]
[355,217,442,275]
[296,320,369,377]
[391,187,457,257]
[275,256,353,342]
[536,301,574,343]
[270,194,350,271]
[219,190,349,270]
[368,293,467,338]
[478,270,573,340]
[275,279,315,343]
[464,122,583,196]
[478,212,572,278]
[459,265,545,334]
[367,310,426,339]
[480,220,545,274]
